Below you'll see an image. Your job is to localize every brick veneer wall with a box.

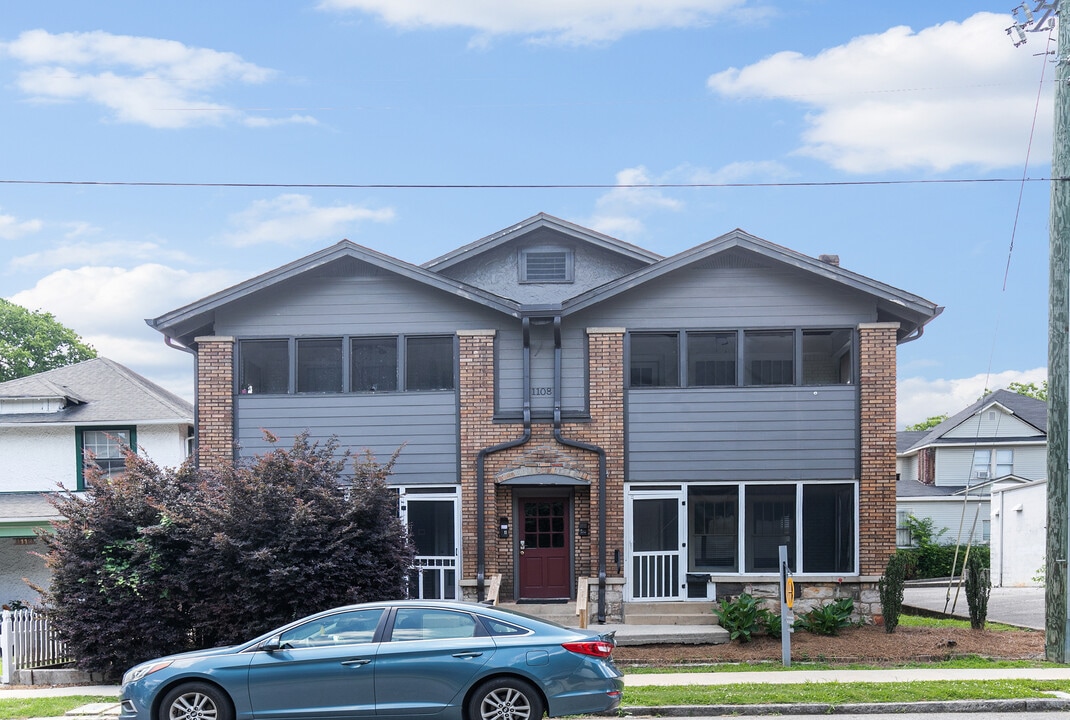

[457,327,625,602]
[858,323,899,577]
[195,336,235,471]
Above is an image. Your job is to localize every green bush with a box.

[964,552,991,630]
[878,553,908,633]
[795,597,855,636]
[39,432,413,679]
[899,514,989,579]
[712,592,777,643]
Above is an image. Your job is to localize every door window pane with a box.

[689,486,738,571]
[744,331,794,386]
[630,333,679,387]
[297,338,343,393]
[745,485,795,572]
[406,336,454,391]
[688,332,737,387]
[802,329,852,385]
[802,484,854,573]
[352,337,398,392]
[279,609,384,647]
[240,340,289,394]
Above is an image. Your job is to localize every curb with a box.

[621,697,1070,715]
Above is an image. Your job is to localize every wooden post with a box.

[1048,0,1070,664]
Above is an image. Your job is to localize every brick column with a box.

[195,336,235,471]
[583,328,626,580]
[857,323,899,576]
[457,330,502,583]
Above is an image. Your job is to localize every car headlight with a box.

[123,660,173,685]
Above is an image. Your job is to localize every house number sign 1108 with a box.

[530,387,553,396]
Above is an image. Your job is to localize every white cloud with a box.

[1,30,289,129]
[9,264,238,343]
[8,264,242,401]
[0,210,43,239]
[897,367,1047,429]
[223,194,395,247]
[708,12,1048,173]
[585,166,684,239]
[9,240,194,271]
[317,0,754,45]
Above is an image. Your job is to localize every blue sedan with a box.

[120,600,623,720]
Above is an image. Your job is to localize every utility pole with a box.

[1009,1,1066,662]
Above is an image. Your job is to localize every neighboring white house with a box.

[0,358,193,606]
[990,477,1046,587]
[896,389,1047,552]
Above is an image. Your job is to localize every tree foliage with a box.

[0,299,97,382]
[38,432,412,678]
[1007,380,1047,401]
[904,414,947,432]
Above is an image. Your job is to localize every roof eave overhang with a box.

[559,230,942,338]
[147,241,523,344]
[422,213,662,271]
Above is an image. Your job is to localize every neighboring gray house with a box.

[896,389,1047,549]
[148,213,941,621]
[0,358,193,605]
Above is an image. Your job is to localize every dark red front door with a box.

[518,498,570,600]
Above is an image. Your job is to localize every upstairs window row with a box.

[629,328,853,388]
[239,336,455,395]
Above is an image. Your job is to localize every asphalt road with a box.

[903,582,1044,630]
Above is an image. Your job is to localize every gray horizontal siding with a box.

[216,271,505,337]
[579,263,877,329]
[236,393,457,485]
[627,385,858,482]
[497,323,587,415]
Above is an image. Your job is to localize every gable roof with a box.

[562,229,942,340]
[0,357,192,427]
[900,388,1047,455]
[148,240,523,346]
[148,217,942,346]
[422,212,663,271]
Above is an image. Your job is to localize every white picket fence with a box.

[1,608,72,684]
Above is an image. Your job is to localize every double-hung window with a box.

[77,426,136,487]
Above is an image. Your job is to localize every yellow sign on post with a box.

[785,577,795,609]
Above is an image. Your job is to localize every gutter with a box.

[551,317,608,623]
[164,336,199,467]
[475,318,532,602]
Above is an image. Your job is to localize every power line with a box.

[0,177,1058,190]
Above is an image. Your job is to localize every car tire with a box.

[158,682,233,720]
[467,677,545,720]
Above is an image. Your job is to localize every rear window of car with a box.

[479,617,532,637]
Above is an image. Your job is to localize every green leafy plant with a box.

[964,552,991,630]
[795,597,855,636]
[878,552,908,633]
[712,592,776,643]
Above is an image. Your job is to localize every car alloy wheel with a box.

[159,682,232,720]
[469,678,544,720]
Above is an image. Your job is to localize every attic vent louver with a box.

[520,247,573,283]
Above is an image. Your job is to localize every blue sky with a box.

[0,1,1055,427]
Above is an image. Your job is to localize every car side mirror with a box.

[260,635,284,653]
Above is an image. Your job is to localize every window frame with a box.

[76,425,137,489]
[237,334,456,396]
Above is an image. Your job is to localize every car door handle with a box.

[452,652,484,659]
[341,658,372,667]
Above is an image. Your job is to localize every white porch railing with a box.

[409,555,458,600]
[1,608,72,684]
[631,551,681,600]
